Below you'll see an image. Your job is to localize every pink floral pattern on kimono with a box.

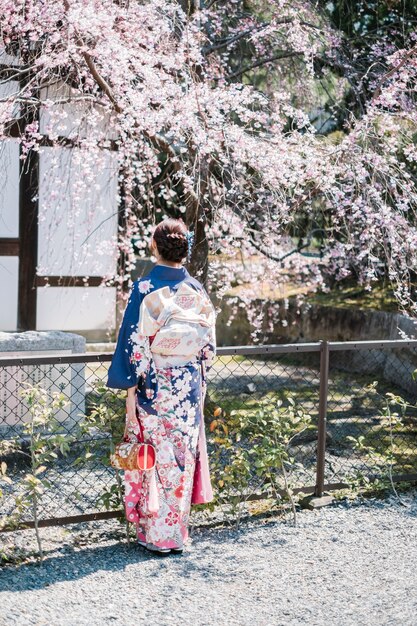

[124,361,210,549]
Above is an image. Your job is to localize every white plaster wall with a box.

[0,139,19,237]
[0,256,18,330]
[39,81,117,141]
[0,73,22,331]
[37,145,119,277]
[37,285,116,331]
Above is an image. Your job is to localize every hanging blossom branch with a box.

[0,0,416,334]
[62,0,123,114]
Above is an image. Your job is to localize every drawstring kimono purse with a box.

[110,414,156,472]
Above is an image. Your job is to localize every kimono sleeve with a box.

[201,297,217,372]
[106,282,143,389]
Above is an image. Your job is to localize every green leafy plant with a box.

[0,382,69,562]
[206,393,312,525]
[342,385,416,503]
[72,381,131,543]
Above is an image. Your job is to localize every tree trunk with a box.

[185,159,210,284]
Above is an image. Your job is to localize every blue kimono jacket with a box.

[106,264,215,391]
[106,263,216,507]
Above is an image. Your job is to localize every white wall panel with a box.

[0,256,18,330]
[0,139,19,237]
[38,146,119,277]
[0,76,20,119]
[39,82,117,140]
[37,286,116,331]
[0,50,22,67]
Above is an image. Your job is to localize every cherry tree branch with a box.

[225,51,302,80]
[204,18,326,55]
[63,0,123,113]
[372,43,417,100]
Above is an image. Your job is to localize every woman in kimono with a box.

[106,218,216,555]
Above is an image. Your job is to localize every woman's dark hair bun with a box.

[153,218,188,263]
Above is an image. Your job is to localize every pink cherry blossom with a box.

[0,1,416,336]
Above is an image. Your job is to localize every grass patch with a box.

[310,281,400,312]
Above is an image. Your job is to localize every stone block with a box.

[299,494,334,510]
[0,331,86,437]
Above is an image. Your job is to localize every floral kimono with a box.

[106,264,216,550]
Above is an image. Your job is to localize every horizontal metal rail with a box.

[0,342,323,366]
[0,353,113,366]
[3,473,416,533]
[0,483,349,532]
[0,510,125,532]
[3,337,417,366]
[217,342,322,355]
[328,339,417,351]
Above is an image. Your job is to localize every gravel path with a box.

[1,493,416,626]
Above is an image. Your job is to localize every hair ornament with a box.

[186,230,194,261]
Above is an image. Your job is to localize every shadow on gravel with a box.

[0,543,147,592]
[7,498,416,590]
[0,516,289,590]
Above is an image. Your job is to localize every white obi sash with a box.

[138,283,216,367]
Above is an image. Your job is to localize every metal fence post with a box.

[315,340,329,497]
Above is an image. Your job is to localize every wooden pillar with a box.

[113,172,128,336]
[17,105,39,330]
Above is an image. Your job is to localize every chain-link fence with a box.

[324,341,417,489]
[1,340,416,531]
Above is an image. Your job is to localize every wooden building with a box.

[0,64,120,341]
